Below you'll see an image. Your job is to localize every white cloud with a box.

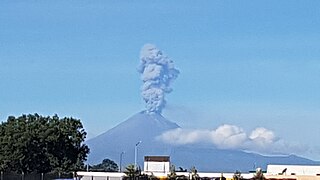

[210,124,247,149]
[157,124,306,156]
[158,128,209,144]
[250,127,275,142]
[247,127,276,150]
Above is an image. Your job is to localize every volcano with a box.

[87,111,319,172]
[86,111,180,167]
[88,44,319,171]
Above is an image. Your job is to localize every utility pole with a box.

[134,141,142,170]
[119,151,125,172]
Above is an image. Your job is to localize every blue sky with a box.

[1,1,320,160]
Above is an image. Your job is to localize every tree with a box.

[0,114,89,174]
[190,166,200,180]
[214,173,226,180]
[233,170,242,180]
[170,165,188,180]
[167,165,177,180]
[91,159,119,172]
[124,164,140,180]
[253,168,265,180]
[123,164,158,180]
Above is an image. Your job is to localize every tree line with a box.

[0,114,89,174]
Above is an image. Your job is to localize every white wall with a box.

[76,172,123,180]
[267,165,320,176]
[144,161,170,173]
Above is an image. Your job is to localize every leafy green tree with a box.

[0,114,89,174]
[91,158,119,172]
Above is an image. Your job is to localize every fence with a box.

[0,171,75,180]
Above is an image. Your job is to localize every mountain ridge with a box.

[86,112,319,172]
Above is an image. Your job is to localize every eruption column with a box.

[138,44,179,114]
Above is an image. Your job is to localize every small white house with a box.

[144,156,170,174]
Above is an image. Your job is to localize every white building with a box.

[267,164,320,176]
[144,156,170,174]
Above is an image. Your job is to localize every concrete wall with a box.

[76,171,254,179]
[267,165,320,176]
[144,161,170,173]
[265,174,320,180]
[76,172,123,180]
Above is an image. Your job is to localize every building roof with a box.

[144,156,170,162]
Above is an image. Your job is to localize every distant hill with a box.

[86,111,319,172]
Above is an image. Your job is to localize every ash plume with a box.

[138,44,179,114]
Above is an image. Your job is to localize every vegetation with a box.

[123,164,159,180]
[167,165,190,180]
[91,158,119,172]
[216,173,226,180]
[233,170,242,180]
[190,166,200,180]
[0,114,89,174]
[252,168,265,180]
[167,165,177,180]
[123,164,139,179]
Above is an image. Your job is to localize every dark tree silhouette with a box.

[0,114,89,174]
[91,158,119,172]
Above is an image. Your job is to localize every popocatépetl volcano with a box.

[86,111,319,172]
